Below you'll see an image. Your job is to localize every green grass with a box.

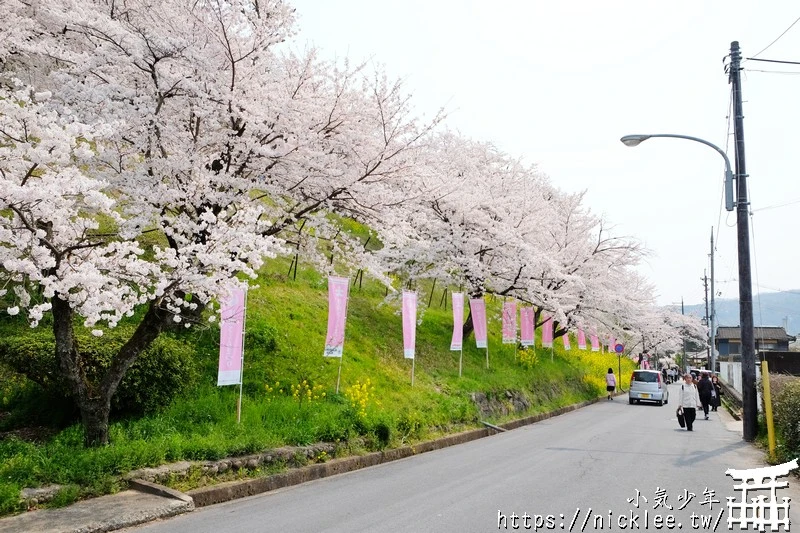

[0,257,635,515]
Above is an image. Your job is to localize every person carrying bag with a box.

[711,375,722,412]
[678,373,702,431]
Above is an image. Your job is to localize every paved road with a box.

[133,383,800,532]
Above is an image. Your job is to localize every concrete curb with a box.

[188,395,607,507]
[129,479,194,505]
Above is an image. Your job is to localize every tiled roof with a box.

[716,326,795,341]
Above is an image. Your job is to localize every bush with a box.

[0,483,23,516]
[113,336,199,414]
[772,377,800,461]
[0,330,198,419]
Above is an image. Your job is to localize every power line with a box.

[749,15,800,59]
[746,57,800,65]
[752,198,800,212]
[745,68,800,75]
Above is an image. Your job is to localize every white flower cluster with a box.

[0,0,704,350]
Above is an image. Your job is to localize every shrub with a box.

[113,336,199,414]
[0,330,198,418]
[772,378,800,461]
[0,483,23,516]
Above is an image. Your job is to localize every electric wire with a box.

[748,15,800,60]
[745,68,800,75]
[745,57,800,66]
[752,198,800,212]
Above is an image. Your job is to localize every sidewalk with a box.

[0,486,192,533]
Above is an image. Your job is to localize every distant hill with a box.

[682,290,800,336]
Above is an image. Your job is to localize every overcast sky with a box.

[287,1,800,312]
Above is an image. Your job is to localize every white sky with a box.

[287,0,800,307]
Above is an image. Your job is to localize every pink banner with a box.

[450,292,464,351]
[218,288,247,386]
[502,301,517,344]
[541,315,553,348]
[323,276,349,357]
[469,298,488,349]
[520,307,535,346]
[577,329,587,350]
[607,336,616,350]
[402,291,417,359]
[563,333,571,350]
[590,333,600,352]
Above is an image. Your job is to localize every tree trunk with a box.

[462,310,474,339]
[80,396,112,447]
[52,295,170,447]
[461,290,484,339]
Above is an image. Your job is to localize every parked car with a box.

[629,370,669,406]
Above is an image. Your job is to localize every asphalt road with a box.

[133,383,800,532]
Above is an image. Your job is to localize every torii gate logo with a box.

[726,458,798,531]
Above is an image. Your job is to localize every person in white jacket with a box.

[678,373,702,431]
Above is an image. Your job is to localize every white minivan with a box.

[628,369,669,406]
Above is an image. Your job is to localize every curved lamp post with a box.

[620,132,756,442]
[620,134,734,212]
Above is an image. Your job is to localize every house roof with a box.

[716,326,796,342]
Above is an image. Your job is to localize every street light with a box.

[621,133,732,373]
[620,132,757,441]
[620,135,734,212]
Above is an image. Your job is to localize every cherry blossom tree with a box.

[1,0,702,447]
[1,0,439,445]
[376,132,558,332]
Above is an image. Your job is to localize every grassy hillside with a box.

[0,259,634,515]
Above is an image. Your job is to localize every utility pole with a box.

[710,228,716,374]
[681,298,687,371]
[729,41,757,442]
[703,270,710,367]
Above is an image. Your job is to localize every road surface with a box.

[133,382,800,532]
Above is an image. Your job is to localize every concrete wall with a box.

[719,361,761,412]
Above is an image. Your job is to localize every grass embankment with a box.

[0,261,634,515]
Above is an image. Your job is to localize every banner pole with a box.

[459,347,463,377]
[334,279,352,394]
[411,358,415,386]
[485,345,489,369]
[336,358,342,394]
[237,289,248,424]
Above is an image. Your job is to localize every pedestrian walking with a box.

[710,375,722,412]
[678,373,702,431]
[661,367,668,384]
[697,372,713,419]
[605,368,616,400]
